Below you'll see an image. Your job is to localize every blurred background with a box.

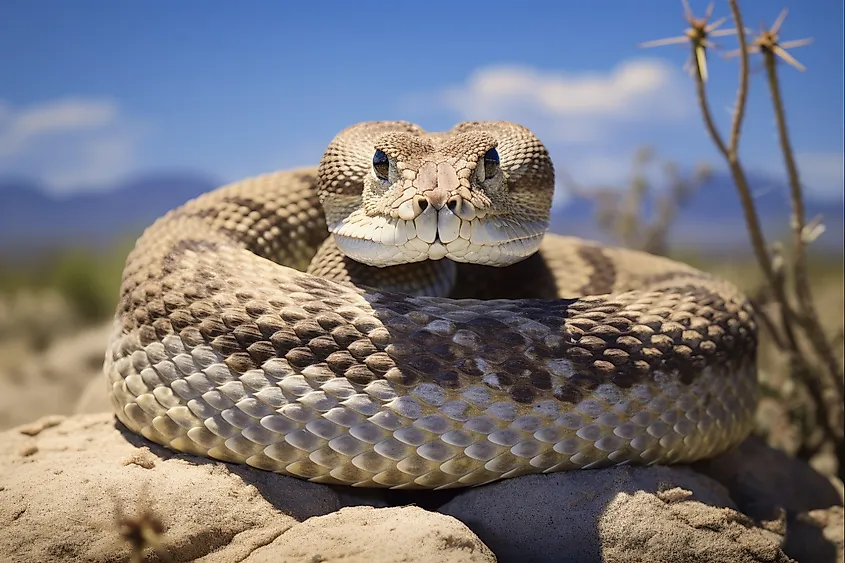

[0,0,842,465]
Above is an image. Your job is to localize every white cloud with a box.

[559,154,633,188]
[795,152,844,199]
[551,154,632,207]
[0,98,144,193]
[438,58,692,143]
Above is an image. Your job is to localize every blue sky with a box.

[1,0,842,205]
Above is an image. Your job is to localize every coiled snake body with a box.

[106,121,757,489]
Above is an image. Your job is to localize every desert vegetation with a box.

[643,0,844,480]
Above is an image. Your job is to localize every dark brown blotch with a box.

[246,341,276,365]
[435,370,461,389]
[270,328,301,355]
[576,246,617,295]
[553,383,585,404]
[225,352,257,374]
[464,317,509,337]
[529,370,553,390]
[330,325,364,348]
[501,357,532,377]
[326,351,357,375]
[678,367,697,386]
[568,372,603,391]
[345,364,377,385]
[211,334,241,358]
[477,344,511,363]
[293,319,327,341]
[308,335,340,360]
[233,324,264,348]
[455,358,482,377]
[511,385,536,404]
[406,355,440,374]
[611,369,642,389]
[285,347,317,368]
[161,240,220,274]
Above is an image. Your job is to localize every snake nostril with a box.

[447,198,459,213]
[418,199,428,212]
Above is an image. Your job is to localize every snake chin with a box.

[329,205,548,267]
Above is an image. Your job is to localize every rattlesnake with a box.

[105,121,757,489]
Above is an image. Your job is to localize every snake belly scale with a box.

[105,121,757,489]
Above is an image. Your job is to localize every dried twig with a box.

[754,9,844,425]
[642,0,844,472]
[561,149,710,256]
[640,0,740,81]
[113,486,171,563]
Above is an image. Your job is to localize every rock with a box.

[696,437,844,563]
[599,488,790,563]
[695,437,842,516]
[0,414,341,562]
[439,465,791,563]
[786,506,844,563]
[242,506,495,563]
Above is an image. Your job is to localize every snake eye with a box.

[483,148,500,178]
[373,149,390,180]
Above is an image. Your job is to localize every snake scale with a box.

[105,121,758,489]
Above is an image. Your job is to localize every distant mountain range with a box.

[0,173,219,256]
[0,170,842,259]
[550,171,843,254]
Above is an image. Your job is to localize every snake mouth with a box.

[329,206,547,267]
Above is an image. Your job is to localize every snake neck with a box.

[305,235,457,297]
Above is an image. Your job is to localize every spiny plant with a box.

[561,148,712,256]
[642,0,843,476]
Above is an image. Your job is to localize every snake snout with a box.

[403,194,465,219]
[399,160,461,217]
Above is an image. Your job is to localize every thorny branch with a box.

[562,150,711,256]
[642,0,844,471]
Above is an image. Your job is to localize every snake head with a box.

[317,121,554,267]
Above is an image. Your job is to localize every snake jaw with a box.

[329,205,548,267]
